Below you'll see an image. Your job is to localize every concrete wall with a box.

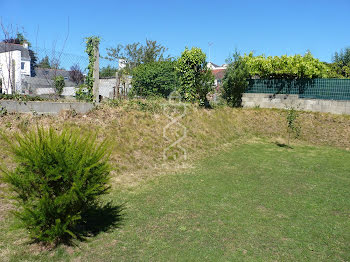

[242,93,350,115]
[0,100,94,115]
[99,78,116,98]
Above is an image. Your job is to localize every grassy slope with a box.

[1,141,349,261]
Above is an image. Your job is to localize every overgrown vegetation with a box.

[222,51,249,107]
[84,36,100,102]
[241,51,341,79]
[0,127,112,244]
[131,60,178,98]
[332,47,350,78]
[0,93,45,101]
[54,76,65,95]
[176,47,214,106]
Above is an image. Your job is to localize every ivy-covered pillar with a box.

[93,44,100,103]
[85,36,100,102]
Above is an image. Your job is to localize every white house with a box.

[207,62,227,88]
[0,42,31,94]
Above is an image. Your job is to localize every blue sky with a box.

[1,0,350,68]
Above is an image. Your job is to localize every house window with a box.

[21,62,25,70]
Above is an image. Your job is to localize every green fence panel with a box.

[246,79,350,100]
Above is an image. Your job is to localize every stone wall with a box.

[242,93,350,115]
[0,100,94,115]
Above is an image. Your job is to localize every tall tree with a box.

[69,64,84,85]
[176,47,214,106]
[105,39,170,74]
[37,56,51,69]
[222,51,249,107]
[332,47,350,77]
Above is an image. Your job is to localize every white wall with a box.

[0,50,22,94]
[21,60,31,76]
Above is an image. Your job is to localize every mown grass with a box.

[0,141,349,261]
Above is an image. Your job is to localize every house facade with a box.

[207,62,227,89]
[0,42,31,94]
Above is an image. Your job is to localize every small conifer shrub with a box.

[1,127,111,243]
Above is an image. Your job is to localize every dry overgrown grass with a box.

[0,100,349,192]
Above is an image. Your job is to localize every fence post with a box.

[93,44,100,103]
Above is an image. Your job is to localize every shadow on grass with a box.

[22,202,125,248]
[72,202,125,243]
[23,202,125,248]
[275,142,293,149]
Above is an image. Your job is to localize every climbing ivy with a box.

[84,36,100,101]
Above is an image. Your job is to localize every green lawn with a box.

[1,141,350,261]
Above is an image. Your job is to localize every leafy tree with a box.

[332,47,350,78]
[176,47,214,106]
[69,64,84,85]
[222,51,249,107]
[105,39,169,74]
[37,55,51,69]
[100,65,118,78]
[131,61,178,98]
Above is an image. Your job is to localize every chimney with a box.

[23,42,28,49]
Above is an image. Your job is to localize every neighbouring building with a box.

[207,62,227,89]
[0,42,31,94]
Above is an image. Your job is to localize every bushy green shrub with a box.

[1,127,111,243]
[54,76,65,95]
[176,47,214,106]
[131,61,178,98]
[222,52,249,107]
[75,84,91,101]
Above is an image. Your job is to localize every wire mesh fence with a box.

[246,79,350,101]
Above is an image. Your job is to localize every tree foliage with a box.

[85,36,100,101]
[332,47,350,78]
[106,39,169,74]
[37,56,51,69]
[222,51,249,107]
[176,47,214,105]
[242,51,340,79]
[1,127,111,244]
[131,61,178,98]
[54,75,65,95]
[100,65,118,78]
[69,64,84,85]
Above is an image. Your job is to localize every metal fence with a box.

[246,79,350,101]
